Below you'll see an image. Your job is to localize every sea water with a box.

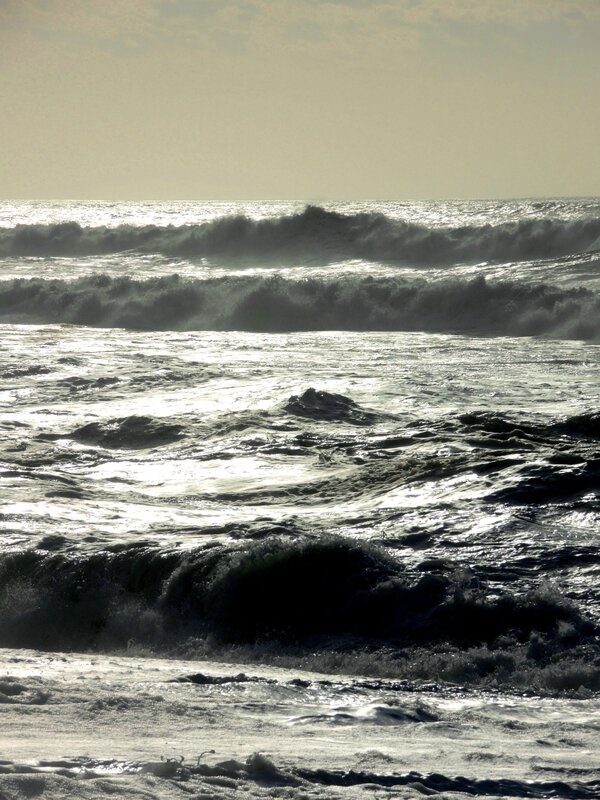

[0,200,599,798]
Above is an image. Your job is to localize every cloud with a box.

[305,0,600,26]
[0,0,165,48]
[3,0,598,57]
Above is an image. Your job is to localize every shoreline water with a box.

[2,647,600,799]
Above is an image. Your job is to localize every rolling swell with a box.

[1,206,600,263]
[69,415,185,449]
[284,388,383,425]
[1,273,598,339]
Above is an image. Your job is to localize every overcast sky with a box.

[1,0,599,200]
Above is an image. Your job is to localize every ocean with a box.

[0,199,599,799]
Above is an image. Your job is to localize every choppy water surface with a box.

[2,198,600,798]
[1,199,599,685]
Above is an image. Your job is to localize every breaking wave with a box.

[1,536,599,693]
[1,273,598,339]
[0,537,593,647]
[1,205,600,263]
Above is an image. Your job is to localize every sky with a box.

[1,0,599,200]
